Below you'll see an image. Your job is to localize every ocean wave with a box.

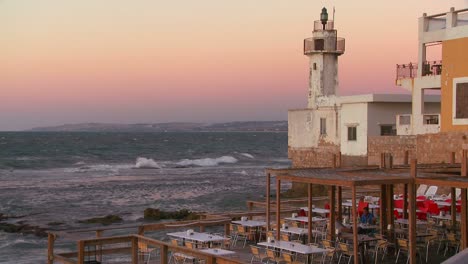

[135,157,161,169]
[176,156,238,167]
[64,164,132,173]
[240,153,254,159]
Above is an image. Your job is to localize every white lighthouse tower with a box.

[305,7,345,108]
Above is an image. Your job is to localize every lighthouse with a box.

[304,7,345,108]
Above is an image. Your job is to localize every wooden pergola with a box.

[265,162,441,264]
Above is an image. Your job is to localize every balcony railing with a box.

[314,20,334,31]
[396,63,418,80]
[396,61,442,80]
[304,37,345,55]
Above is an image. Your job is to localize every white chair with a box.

[416,184,428,197]
[425,186,438,198]
[456,188,461,200]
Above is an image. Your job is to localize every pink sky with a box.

[1,1,466,130]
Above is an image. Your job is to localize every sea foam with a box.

[176,156,238,167]
[135,157,161,169]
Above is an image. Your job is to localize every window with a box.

[456,82,468,119]
[380,125,396,136]
[313,63,317,70]
[320,118,326,135]
[314,39,324,50]
[347,126,357,141]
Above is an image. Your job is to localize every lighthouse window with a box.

[314,39,324,50]
[313,63,317,70]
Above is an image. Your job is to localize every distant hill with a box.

[28,121,288,132]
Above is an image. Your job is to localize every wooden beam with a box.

[307,183,313,244]
[48,233,55,264]
[451,187,457,231]
[131,237,138,264]
[337,186,342,222]
[77,240,85,264]
[266,173,271,231]
[408,159,417,264]
[276,178,281,240]
[329,186,336,241]
[462,188,468,249]
[379,185,386,236]
[403,184,408,219]
[408,181,417,264]
[160,245,168,264]
[351,186,359,264]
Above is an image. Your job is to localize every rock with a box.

[47,222,64,226]
[0,222,47,237]
[143,208,199,221]
[78,215,123,225]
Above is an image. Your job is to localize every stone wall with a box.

[288,145,340,168]
[416,132,468,164]
[367,136,416,166]
[367,132,468,165]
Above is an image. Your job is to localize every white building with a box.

[288,8,440,166]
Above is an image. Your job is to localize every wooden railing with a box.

[51,234,245,264]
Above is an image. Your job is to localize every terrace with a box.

[47,152,468,264]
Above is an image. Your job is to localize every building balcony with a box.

[396,114,440,135]
[395,61,442,88]
[313,20,334,31]
[304,37,345,55]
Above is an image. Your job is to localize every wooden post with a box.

[266,173,271,231]
[462,188,468,249]
[380,185,387,236]
[404,150,409,165]
[408,159,417,264]
[131,236,139,264]
[247,201,253,220]
[224,224,230,236]
[451,188,457,230]
[386,185,394,229]
[337,186,343,221]
[47,233,55,264]
[352,185,359,264]
[403,184,408,219]
[307,183,313,243]
[276,178,281,240]
[160,245,168,264]
[200,224,205,232]
[329,186,336,241]
[462,151,468,249]
[96,230,103,262]
[77,240,85,264]
[138,226,145,236]
[451,152,456,164]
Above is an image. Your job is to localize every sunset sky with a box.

[1,1,466,130]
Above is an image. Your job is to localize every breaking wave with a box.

[135,157,161,169]
[176,156,238,167]
[240,153,254,159]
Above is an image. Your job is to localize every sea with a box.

[0,132,289,263]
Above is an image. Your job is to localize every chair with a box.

[444,233,460,256]
[416,184,428,196]
[230,224,239,245]
[367,239,388,264]
[338,242,360,264]
[424,186,438,198]
[250,245,268,264]
[395,239,422,264]
[281,252,304,264]
[266,248,283,264]
[236,226,250,248]
[138,241,158,264]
